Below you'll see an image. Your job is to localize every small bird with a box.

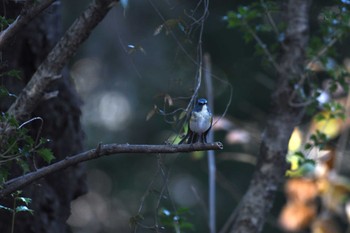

[180,98,213,144]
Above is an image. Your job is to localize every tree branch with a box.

[0,0,56,49]
[228,1,311,233]
[0,142,223,198]
[7,0,117,121]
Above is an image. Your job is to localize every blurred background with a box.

[57,1,322,233]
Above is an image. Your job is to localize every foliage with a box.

[286,152,315,177]
[0,85,54,185]
[129,207,194,232]
[226,1,350,232]
[0,16,13,30]
[0,190,33,214]
[0,190,33,233]
[154,18,189,36]
[0,70,22,98]
[225,1,282,65]
[0,113,54,184]
[159,207,194,233]
[226,1,350,108]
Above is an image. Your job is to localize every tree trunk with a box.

[0,1,86,232]
[229,0,311,233]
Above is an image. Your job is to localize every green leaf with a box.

[294,151,305,157]
[179,221,195,230]
[304,159,316,165]
[16,158,30,173]
[0,16,13,28]
[39,138,51,145]
[0,87,9,97]
[16,197,32,205]
[305,101,319,116]
[15,206,34,214]
[304,143,312,150]
[317,130,327,141]
[176,207,190,215]
[310,134,317,142]
[337,112,346,120]
[7,115,19,127]
[129,214,144,227]
[10,190,23,199]
[5,70,22,80]
[0,204,13,212]
[226,11,243,28]
[314,113,326,121]
[0,168,9,184]
[329,82,338,93]
[37,148,55,163]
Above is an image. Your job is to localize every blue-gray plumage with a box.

[180,98,212,144]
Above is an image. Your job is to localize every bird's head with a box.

[194,98,208,112]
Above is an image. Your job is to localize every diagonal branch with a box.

[0,142,223,198]
[0,0,57,49]
[245,22,281,73]
[7,0,117,121]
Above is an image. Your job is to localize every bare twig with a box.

[0,0,56,49]
[245,23,281,72]
[0,142,223,198]
[260,0,280,38]
[307,31,342,66]
[7,0,117,121]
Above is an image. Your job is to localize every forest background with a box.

[1,0,350,233]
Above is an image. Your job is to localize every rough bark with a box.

[0,0,56,49]
[0,2,86,233]
[7,0,116,121]
[229,1,311,233]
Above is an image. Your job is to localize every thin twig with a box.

[260,0,280,38]
[245,23,280,72]
[148,0,198,66]
[133,168,160,233]
[0,142,223,198]
[308,32,342,66]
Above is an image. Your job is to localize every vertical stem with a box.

[204,53,216,233]
[11,196,17,233]
[208,151,216,233]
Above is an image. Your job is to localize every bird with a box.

[180,98,213,144]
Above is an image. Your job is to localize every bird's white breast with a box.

[189,105,212,134]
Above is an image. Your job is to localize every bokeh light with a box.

[82,91,132,131]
